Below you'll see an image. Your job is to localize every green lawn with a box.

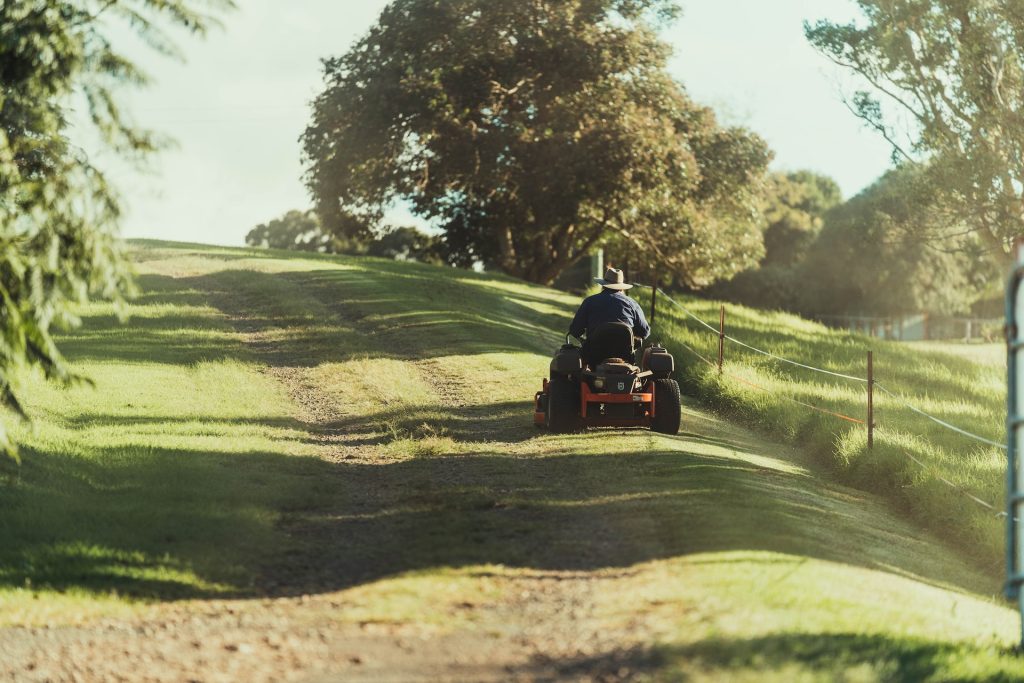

[907,341,1005,368]
[2,254,333,624]
[1,241,1022,680]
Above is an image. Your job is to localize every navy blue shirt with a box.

[569,289,651,341]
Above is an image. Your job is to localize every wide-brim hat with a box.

[595,267,633,290]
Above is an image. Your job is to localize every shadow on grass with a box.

[3,253,998,605]
[55,396,540,450]
[55,273,245,365]
[61,266,567,367]
[0,429,989,601]
[542,632,1022,682]
[312,397,541,444]
[261,437,993,598]
[0,444,336,600]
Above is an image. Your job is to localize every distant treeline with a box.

[254,161,1000,319]
[245,210,446,265]
[706,166,1000,319]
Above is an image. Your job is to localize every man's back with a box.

[569,288,651,341]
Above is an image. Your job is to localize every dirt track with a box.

[0,269,658,682]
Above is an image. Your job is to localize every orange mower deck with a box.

[534,377,658,428]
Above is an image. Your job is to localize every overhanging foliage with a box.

[0,0,233,458]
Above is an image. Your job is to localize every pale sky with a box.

[74,0,893,247]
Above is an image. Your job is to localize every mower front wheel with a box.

[651,379,681,435]
[546,376,581,433]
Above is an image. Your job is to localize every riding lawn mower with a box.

[533,322,681,434]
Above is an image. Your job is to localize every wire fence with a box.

[874,382,1007,451]
[640,284,1006,520]
[635,284,870,384]
[900,448,1015,521]
[674,331,868,425]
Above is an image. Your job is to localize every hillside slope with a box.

[652,294,1007,573]
[0,242,1020,682]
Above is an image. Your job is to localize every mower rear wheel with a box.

[651,379,681,435]
[546,376,581,433]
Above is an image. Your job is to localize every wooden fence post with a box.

[718,305,725,373]
[867,350,874,449]
[650,281,657,326]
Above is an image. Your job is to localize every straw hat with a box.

[594,267,632,291]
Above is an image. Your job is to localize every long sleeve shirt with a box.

[569,288,651,341]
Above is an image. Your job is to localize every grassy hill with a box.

[0,241,1021,681]
[649,295,1007,573]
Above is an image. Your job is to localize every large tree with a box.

[303,0,771,286]
[806,1,1024,264]
[0,0,231,458]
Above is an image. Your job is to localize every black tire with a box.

[651,379,681,435]
[546,377,581,433]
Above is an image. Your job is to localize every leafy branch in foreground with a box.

[0,0,233,459]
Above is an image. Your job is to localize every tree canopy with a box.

[303,0,771,286]
[0,0,232,458]
[761,171,842,267]
[704,170,841,310]
[246,210,339,253]
[801,166,994,317]
[706,166,994,318]
[806,0,1024,264]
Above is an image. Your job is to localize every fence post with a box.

[718,305,726,373]
[650,281,658,326]
[867,350,874,449]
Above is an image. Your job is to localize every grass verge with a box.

[645,294,1007,573]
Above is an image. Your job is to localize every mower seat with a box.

[583,322,636,368]
[596,360,639,375]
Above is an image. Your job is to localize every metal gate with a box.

[1005,244,1024,644]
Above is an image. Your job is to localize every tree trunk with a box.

[497,225,519,275]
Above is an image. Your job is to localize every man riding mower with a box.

[533,268,682,434]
